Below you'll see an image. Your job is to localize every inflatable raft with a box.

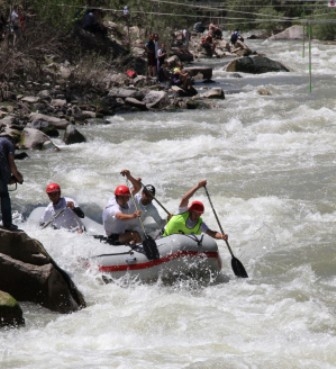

[86,233,222,282]
[27,207,222,283]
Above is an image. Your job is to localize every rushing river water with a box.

[1,38,336,369]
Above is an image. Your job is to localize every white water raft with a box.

[86,233,222,282]
[27,207,222,283]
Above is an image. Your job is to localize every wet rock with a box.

[226,55,290,74]
[21,127,59,150]
[63,124,87,144]
[199,88,225,99]
[29,112,69,129]
[184,66,213,81]
[0,229,86,313]
[269,25,304,40]
[0,290,25,327]
[143,90,169,109]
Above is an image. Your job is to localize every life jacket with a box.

[163,212,202,236]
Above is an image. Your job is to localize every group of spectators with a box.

[198,21,249,57]
[144,32,193,91]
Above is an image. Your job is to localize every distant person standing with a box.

[157,43,167,82]
[182,28,191,47]
[122,5,129,18]
[9,6,20,46]
[0,129,23,231]
[230,30,242,46]
[193,21,205,33]
[145,34,156,78]
[81,8,108,37]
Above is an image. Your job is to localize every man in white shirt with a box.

[102,169,142,245]
[40,182,85,233]
[134,184,165,235]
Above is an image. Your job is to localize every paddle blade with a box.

[231,256,248,278]
[143,235,160,260]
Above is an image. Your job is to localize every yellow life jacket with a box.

[163,212,202,236]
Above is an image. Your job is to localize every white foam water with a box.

[1,39,336,369]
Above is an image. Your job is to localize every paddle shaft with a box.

[204,186,235,257]
[126,179,148,236]
[41,208,66,229]
[204,185,248,278]
[139,181,172,216]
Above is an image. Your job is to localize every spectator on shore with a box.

[193,21,205,33]
[0,128,24,231]
[81,8,108,37]
[9,6,20,46]
[157,43,167,82]
[145,33,156,78]
[230,30,249,53]
[209,23,222,40]
[171,64,192,91]
[181,28,191,47]
[230,29,244,46]
[122,5,129,18]
[201,34,219,58]
[122,5,130,25]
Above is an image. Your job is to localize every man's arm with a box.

[120,169,141,195]
[179,179,207,208]
[8,153,23,184]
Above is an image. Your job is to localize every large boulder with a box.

[29,113,69,129]
[226,55,290,74]
[0,290,25,327]
[63,124,87,145]
[143,90,169,109]
[269,25,304,40]
[21,127,59,150]
[0,229,86,313]
[183,66,213,81]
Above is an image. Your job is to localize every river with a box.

[1,37,336,369]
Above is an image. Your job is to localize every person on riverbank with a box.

[200,33,219,57]
[0,129,24,231]
[81,8,107,37]
[208,23,222,40]
[145,33,156,78]
[181,28,191,47]
[163,179,228,241]
[102,169,142,245]
[40,183,85,233]
[157,43,167,82]
[171,64,193,91]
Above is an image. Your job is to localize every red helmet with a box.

[46,182,61,193]
[188,200,204,214]
[114,185,131,197]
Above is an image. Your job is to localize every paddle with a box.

[41,208,66,229]
[204,185,248,278]
[127,180,160,260]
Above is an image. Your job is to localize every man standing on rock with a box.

[0,128,23,231]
